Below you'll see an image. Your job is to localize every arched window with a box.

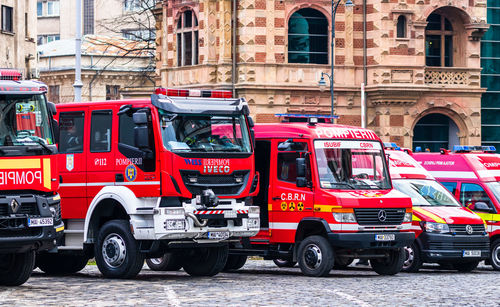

[425,12,453,67]
[396,15,406,38]
[176,10,198,66]
[288,8,328,64]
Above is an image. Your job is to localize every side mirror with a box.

[296,157,307,187]
[47,102,57,115]
[247,116,255,128]
[133,112,150,149]
[133,112,148,125]
[52,119,59,144]
[473,202,492,212]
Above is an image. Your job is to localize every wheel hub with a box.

[403,246,414,269]
[304,244,322,269]
[102,234,127,268]
[493,245,500,267]
[149,257,164,265]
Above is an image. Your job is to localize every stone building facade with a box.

[155,0,488,151]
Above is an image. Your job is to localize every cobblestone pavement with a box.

[0,260,498,306]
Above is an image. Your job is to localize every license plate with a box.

[375,234,395,241]
[223,211,237,219]
[208,231,230,240]
[463,250,481,257]
[28,217,53,227]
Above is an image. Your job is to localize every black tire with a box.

[402,243,422,273]
[453,261,479,272]
[223,255,247,272]
[0,251,35,286]
[490,239,500,271]
[182,245,228,277]
[297,235,335,277]
[36,254,89,275]
[94,220,145,279]
[273,258,297,268]
[370,248,405,276]
[333,257,353,270]
[146,253,183,271]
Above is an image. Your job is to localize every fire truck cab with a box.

[229,120,415,277]
[386,146,489,272]
[413,146,500,270]
[43,89,260,279]
[0,69,63,286]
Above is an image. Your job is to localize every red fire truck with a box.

[386,146,489,272]
[38,88,260,278]
[0,69,63,286]
[413,145,500,270]
[227,119,415,277]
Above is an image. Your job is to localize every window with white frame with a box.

[37,1,60,17]
[176,10,199,66]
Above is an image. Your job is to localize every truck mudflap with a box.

[327,232,415,249]
[418,232,490,261]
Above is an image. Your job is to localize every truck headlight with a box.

[403,212,412,222]
[165,208,185,216]
[164,219,186,230]
[248,218,260,229]
[421,221,449,233]
[248,206,260,214]
[332,212,356,223]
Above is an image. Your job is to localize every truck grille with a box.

[449,224,485,235]
[0,199,40,216]
[428,241,489,250]
[354,208,405,225]
[180,170,250,196]
[0,217,42,238]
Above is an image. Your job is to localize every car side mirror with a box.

[48,101,57,115]
[52,119,59,144]
[133,112,150,149]
[473,202,492,212]
[247,116,255,128]
[133,112,148,125]
[296,157,307,187]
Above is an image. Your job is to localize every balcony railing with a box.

[424,67,478,86]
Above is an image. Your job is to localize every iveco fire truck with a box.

[226,119,415,277]
[0,69,63,286]
[38,88,260,279]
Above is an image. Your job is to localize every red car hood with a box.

[413,206,483,224]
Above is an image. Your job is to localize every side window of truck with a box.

[277,141,310,183]
[459,183,494,210]
[59,112,85,153]
[440,182,457,195]
[90,110,112,152]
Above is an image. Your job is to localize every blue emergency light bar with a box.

[453,145,496,153]
[274,113,340,119]
[383,142,401,150]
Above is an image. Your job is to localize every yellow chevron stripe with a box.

[413,207,446,224]
[412,214,421,222]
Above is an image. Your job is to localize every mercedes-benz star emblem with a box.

[465,225,473,235]
[378,210,387,222]
[10,199,20,213]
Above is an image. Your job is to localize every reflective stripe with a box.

[120,181,161,186]
[314,204,341,212]
[410,225,422,231]
[0,158,40,169]
[413,207,446,224]
[477,170,500,177]
[59,183,86,187]
[269,222,299,230]
[412,215,422,222]
[428,171,476,179]
[56,226,64,232]
[60,181,160,187]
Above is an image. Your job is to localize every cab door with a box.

[58,110,87,219]
[268,139,314,243]
[86,108,115,206]
[458,182,496,232]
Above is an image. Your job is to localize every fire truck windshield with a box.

[0,94,53,148]
[159,111,251,153]
[392,179,460,207]
[314,140,391,190]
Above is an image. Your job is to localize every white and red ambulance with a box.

[40,88,260,279]
[413,145,500,270]
[386,147,489,272]
[227,120,415,277]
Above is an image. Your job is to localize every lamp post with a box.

[319,0,354,121]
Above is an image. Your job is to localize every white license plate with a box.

[208,231,230,240]
[28,217,53,227]
[463,250,481,257]
[375,234,395,241]
[223,211,237,219]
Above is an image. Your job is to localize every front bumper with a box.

[327,232,415,249]
[419,232,490,262]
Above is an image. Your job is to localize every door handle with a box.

[272,196,281,201]
[115,174,124,182]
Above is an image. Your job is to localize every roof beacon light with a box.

[308,117,318,126]
[383,142,401,150]
[0,69,22,81]
[453,145,497,153]
[155,87,232,99]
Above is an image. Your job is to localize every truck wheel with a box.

[146,253,182,271]
[223,255,247,271]
[36,254,89,275]
[370,248,405,276]
[333,257,353,270]
[297,235,335,277]
[402,243,422,273]
[182,245,228,277]
[273,258,297,268]
[94,220,145,279]
[453,261,479,272]
[491,239,500,271]
[0,251,35,286]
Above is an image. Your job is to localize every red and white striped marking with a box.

[193,210,248,215]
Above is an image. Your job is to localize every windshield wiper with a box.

[26,138,53,154]
[330,182,356,189]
